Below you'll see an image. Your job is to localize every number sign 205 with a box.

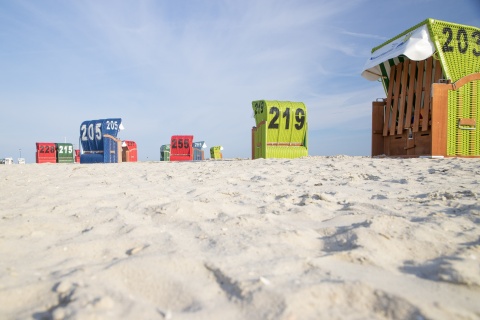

[80,119,120,142]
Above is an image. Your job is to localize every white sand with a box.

[1,156,479,319]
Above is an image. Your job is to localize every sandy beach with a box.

[1,156,479,319]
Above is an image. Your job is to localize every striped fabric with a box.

[379,55,442,95]
[361,21,434,86]
[379,56,405,92]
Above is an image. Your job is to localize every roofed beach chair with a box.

[362,19,480,157]
[79,118,124,163]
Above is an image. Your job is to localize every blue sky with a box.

[1,0,479,162]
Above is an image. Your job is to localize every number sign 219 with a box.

[268,106,306,130]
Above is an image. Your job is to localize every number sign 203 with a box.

[442,26,480,56]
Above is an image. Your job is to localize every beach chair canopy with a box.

[193,141,207,149]
[361,18,480,92]
[160,144,170,152]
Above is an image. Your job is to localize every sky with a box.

[1,0,479,162]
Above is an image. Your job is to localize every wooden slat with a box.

[452,72,480,89]
[458,118,476,126]
[434,58,443,82]
[421,57,433,131]
[389,63,403,135]
[397,60,410,134]
[251,126,256,159]
[431,83,450,156]
[405,60,417,129]
[383,66,397,136]
[413,60,425,132]
[372,101,385,156]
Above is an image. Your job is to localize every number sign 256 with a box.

[171,138,190,149]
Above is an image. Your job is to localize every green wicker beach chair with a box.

[251,100,308,159]
[363,18,480,157]
[210,146,223,159]
[160,144,170,161]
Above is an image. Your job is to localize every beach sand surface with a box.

[1,156,479,319]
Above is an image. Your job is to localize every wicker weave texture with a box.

[429,20,480,83]
[251,100,308,159]
[447,79,480,156]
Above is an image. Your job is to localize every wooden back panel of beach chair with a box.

[383,56,444,137]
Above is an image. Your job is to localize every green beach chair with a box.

[363,19,480,157]
[251,100,308,159]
